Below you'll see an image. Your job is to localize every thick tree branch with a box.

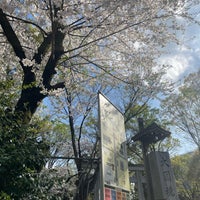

[33,33,53,64]
[50,82,65,90]
[0,8,26,64]
[42,22,65,89]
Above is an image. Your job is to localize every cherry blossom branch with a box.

[4,13,47,36]
[79,4,119,47]
[66,14,174,55]
[79,55,130,84]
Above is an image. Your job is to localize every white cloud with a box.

[160,51,199,82]
[158,34,200,82]
[158,10,200,82]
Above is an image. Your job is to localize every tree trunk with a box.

[15,85,46,124]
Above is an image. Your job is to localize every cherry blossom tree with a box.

[0,0,195,125]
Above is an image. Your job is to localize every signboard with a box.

[98,93,130,200]
[148,151,179,200]
[103,186,128,200]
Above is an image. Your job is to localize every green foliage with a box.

[0,192,11,200]
[0,80,19,110]
[0,119,49,199]
[172,151,200,200]
[0,80,49,199]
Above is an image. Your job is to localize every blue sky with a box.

[160,13,200,154]
[160,9,200,82]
